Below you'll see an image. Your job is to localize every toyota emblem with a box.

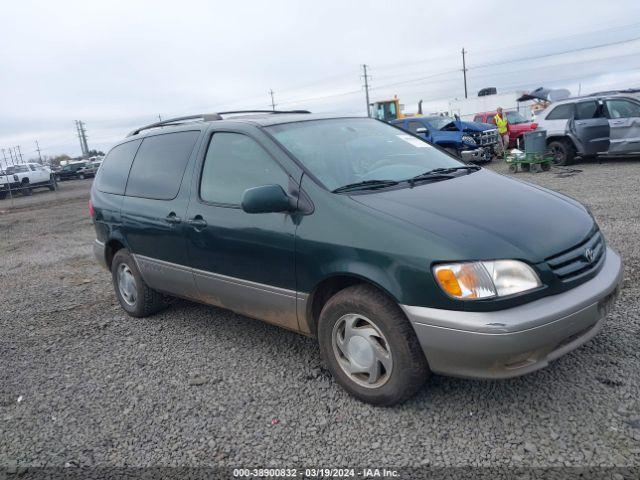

[584,248,595,263]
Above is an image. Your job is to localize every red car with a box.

[473,111,537,149]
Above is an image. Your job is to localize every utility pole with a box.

[269,89,276,111]
[362,64,371,117]
[158,114,162,122]
[79,121,89,156]
[35,140,43,164]
[75,120,89,156]
[461,48,468,99]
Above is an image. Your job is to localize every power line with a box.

[361,65,371,117]
[470,36,640,71]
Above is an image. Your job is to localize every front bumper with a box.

[402,247,623,379]
[460,147,491,162]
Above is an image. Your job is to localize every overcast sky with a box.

[1,0,639,161]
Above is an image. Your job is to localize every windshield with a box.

[506,111,528,124]
[267,118,462,191]
[425,116,456,130]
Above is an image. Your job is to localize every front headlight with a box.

[461,135,477,146]
[433,260,541,300]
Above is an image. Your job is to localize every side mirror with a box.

[416,127,428,134]
[241,184,295,214]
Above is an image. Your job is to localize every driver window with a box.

[200,132,289,206]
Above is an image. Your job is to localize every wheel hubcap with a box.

[117,264,137,306]
[332,313,392,388]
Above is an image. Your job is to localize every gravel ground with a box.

[1,162,639,474]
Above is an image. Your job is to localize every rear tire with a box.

[317,284,429,406]
[111,249,168,318]
[548,139,576,166]
[21,180,32,196]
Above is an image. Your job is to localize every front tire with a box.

[111,249,168,318]
[318,284,429,406]
[78,173,85,180]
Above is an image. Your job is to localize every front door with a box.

[604,98,640,154]
[568,100,610,156]
[185,130,299,331]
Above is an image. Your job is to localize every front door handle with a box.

[187,215,207,230]
[165,212,182,224]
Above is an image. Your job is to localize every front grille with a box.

[470,128,499,146]
[546,230,605,282]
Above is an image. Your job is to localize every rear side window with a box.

[125,131,200,200]
[606,99,640,118]
[200,132,289,205]
[97,140,141,195]
[546,104,574,120]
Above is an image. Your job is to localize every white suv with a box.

[536,94,640,165]
[0,162,57,199]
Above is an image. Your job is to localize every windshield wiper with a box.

[427,165,481,174]
[406,165,480,186]
[332,179,399,193]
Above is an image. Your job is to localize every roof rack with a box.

[126,110,311,137]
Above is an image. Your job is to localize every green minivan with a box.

[91,112,622,405]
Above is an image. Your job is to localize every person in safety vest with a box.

[493,107,509,153]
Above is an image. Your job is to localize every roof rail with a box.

[217,109,311,115]
[127,114,222,137]
[127,110,311,137]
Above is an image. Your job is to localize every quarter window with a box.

[97,140,141,195]
[200,132,289,205]
[546,104,574,120]
[125,131,200,200]
[606,99,640,119]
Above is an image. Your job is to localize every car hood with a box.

[431,130,462,141]
[456,120,494,132]
[351,169,594,263]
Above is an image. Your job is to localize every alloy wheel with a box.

[551,145,565,164]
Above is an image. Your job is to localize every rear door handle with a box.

[165,212,182,224]
[187,216,207,230]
